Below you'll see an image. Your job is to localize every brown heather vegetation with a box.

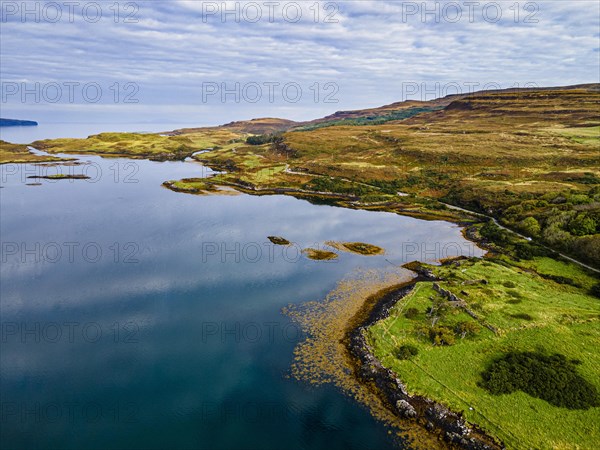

[270,87,600,267]
[9,85,600,267]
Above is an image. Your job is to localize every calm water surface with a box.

[0,143,483,449]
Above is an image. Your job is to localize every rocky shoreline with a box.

[345,268,505,450]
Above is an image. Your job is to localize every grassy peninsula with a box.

[0,140,63,164]
[368,254,600,449]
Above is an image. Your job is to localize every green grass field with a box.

[368,257,600,449]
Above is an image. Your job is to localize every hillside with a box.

[171,117,298,135]
[284,87,600,265]
[15,85,600,267]
[189,85,600,267]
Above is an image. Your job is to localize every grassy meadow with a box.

[368,256,600,449]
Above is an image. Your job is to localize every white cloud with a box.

[1,0,598,125]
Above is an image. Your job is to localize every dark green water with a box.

[0,152,482,449]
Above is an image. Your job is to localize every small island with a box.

[268,236,291,246]
[27,174,90,180]
[326,241,385,256]
[302,248,339,261]
[0,118,38,127]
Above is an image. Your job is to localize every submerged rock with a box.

[267,236,291,246]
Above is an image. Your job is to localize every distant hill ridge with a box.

[169,83,600,135]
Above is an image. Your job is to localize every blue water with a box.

[0,149,483,449]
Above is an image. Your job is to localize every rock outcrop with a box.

[347,279,505,450]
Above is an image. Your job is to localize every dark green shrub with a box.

[480,351,599,409]
[506,290,524,300]
[246,133,282,145]
[396,344,419,360]
[569,213,597,236]
[503,281,517,288]
[455,321,480,338]
[429,326,456,346]
[368,178,405,195]
[591,283,600,299]
[480,221,511,245]
[539,274,581,287]
[514,243,534,260]
[404,307,419,319]
[515,242,553,260]
[510,313,533,321]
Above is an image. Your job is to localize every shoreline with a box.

[343,269,504,450]
[8,149,596,447]
[162,177,471,224]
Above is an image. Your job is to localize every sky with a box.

[1,0,599,127]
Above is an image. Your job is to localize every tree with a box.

[396,344,419,360]
[480,221,512,244]
[569,214,596,236]
[246,132,282,146]
[571,235,600,268]
[542,224,574,249]
[519,217,541,237]
[455,321,480,339]
[480,351,599,410]
[429,326,456,346]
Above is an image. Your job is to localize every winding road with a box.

[439,201,600,274]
